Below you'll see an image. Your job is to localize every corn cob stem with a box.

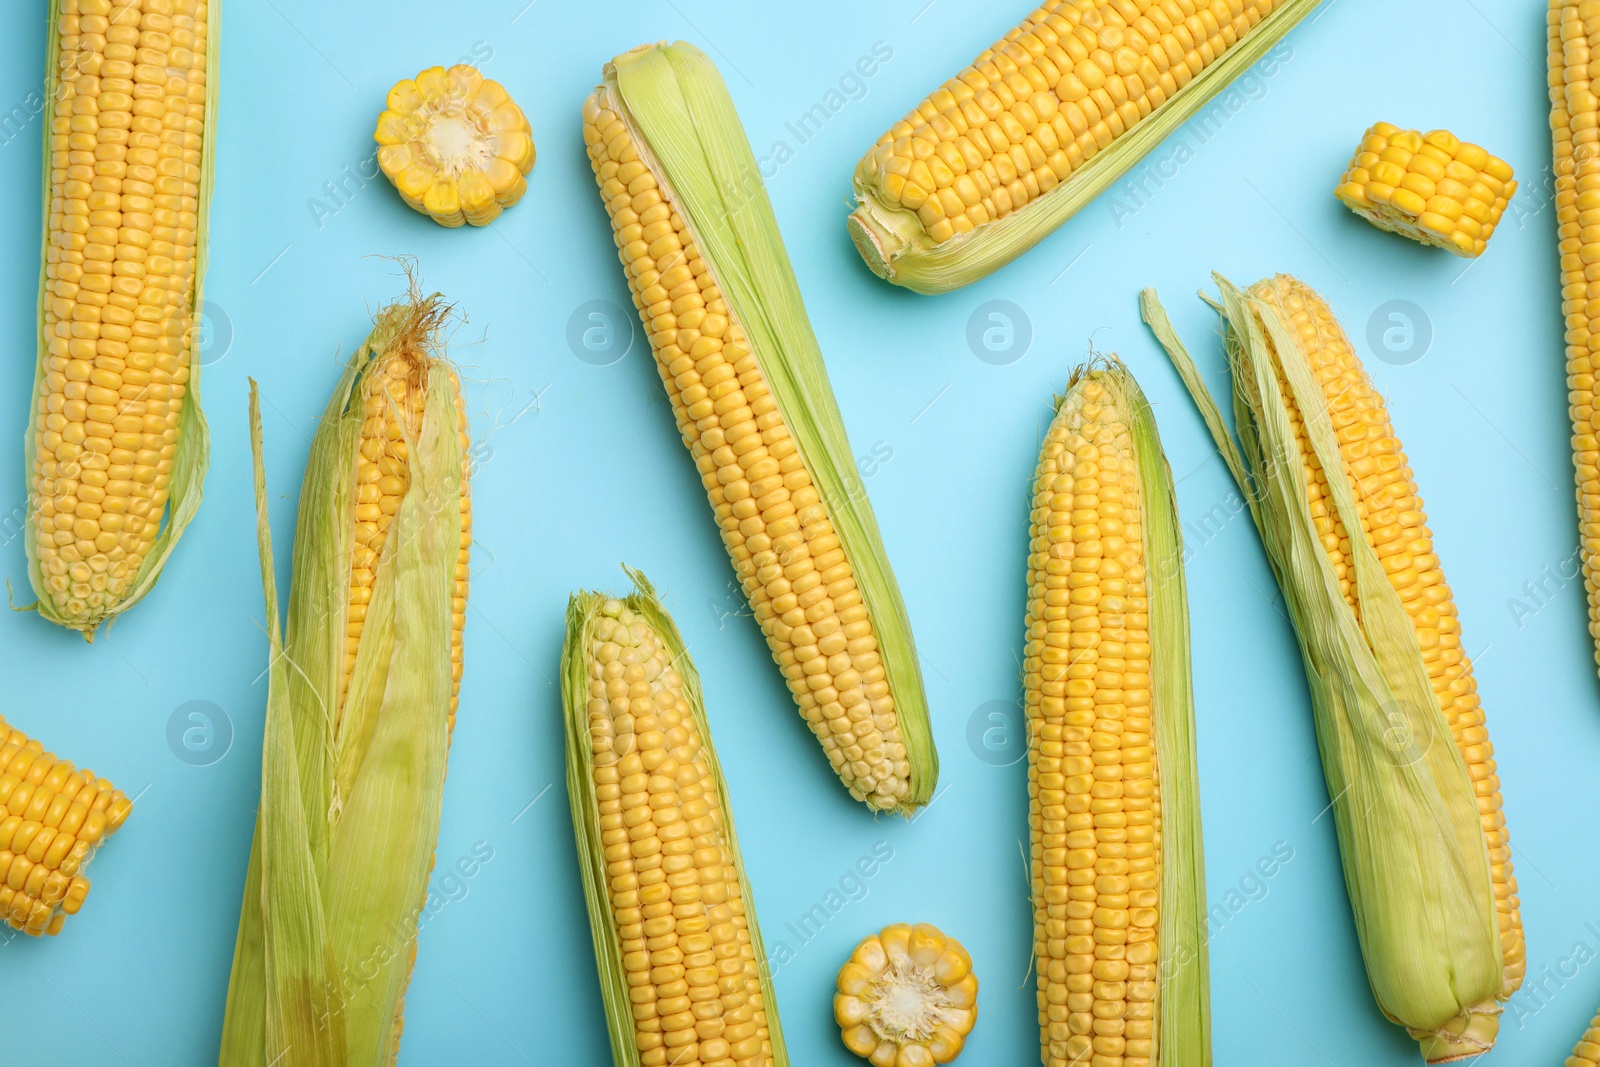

[26,0,217,636]
[582,42,936,813]
[1025,360,1209,1067]
[562,571,788,1067]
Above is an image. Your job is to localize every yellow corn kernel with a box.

[376,64,535,227]
[1335,122,1515,256]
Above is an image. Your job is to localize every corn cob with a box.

[1334,122,1515,257]
[375,64,536,228]
[846,0,1320,293]
[1143,274,1521,1062]
[219,289,470,1067]
[1024,359,1208,1067]
[1568,1009,1600,1066]
[0,715,131,937]
[1550,0,1600,673]
[835,923,979,1065]
[27,0,217,636]
[582,42,937,813]
[562,572,787,1067]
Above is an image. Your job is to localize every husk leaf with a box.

[1140,279,1504,1058]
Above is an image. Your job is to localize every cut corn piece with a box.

[0,715,131,937]
[562,571,788,1067]
[835,923,978,1066]
[1568,1007,1600,1066]
[582,42,937,813]
[375,64,535,228]
[219,289,471,1067]
[1142,275,1521,1062]
[1025,359,1209,1067]
[26,0,219,636]
[847,0,1321,293]
[1335,122,1515,257]
[1549,0,1600,674]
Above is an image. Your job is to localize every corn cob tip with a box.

[1412,1003,1500,1063]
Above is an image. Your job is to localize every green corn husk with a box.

[588,42,937,813]
[1027,361,1209,1066]
[1140,277,1505,1061]
[561,569,789,1067]
[23,0,219,636]
[219,293,466,1067]
[846,0,1321,294]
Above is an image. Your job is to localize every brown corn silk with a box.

[1142,275,1519,1062]
[218,292,469,1067]
[562,571,788,1067]
[26,0,218,636]
[0,715,132,937]
[1025,361,1209,1067]
[1549,0,1600,675]
[581,42,936,813]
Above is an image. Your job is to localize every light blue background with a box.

[0,0,1588,1063]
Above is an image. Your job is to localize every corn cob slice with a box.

[0,715,131,937]
[374,64,536,228]
[562,571,788,1067]
[27,0,218,636]
[1143,275,1520,1062]
[1334,123,1515,257]
[1569,1009,1600,1066]
[835,923,979,1065]
[581,42,937,813]
[1549,0,1600,674]
[1024,360,1209,1067]
[846,0,1320,294]
[219,290,470,1067]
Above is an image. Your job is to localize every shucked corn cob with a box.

[835,923,979,1065]
[1549,0,1600,674]
[1334,122,1515,257]
[27,0,217,636]
[1568,1008,1600,1066]
[582,42,937,813]
[846,0,1320,293]
[562,573,788,1067]
[219,290,470,1067]
[0,716,131,937]
[1143,275,1521,1062]
[1024,360,1209,1067]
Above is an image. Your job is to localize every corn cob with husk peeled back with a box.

[562,571,788,1067]
[219,288,471,1067]
[1142,275,1521,1062]
[1549,0,1600,673]
[27,0,218,636]
[582,42,937,814]
[1025,359,1209,1067]
[0,715,133,937]
[846,0,1321,294]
